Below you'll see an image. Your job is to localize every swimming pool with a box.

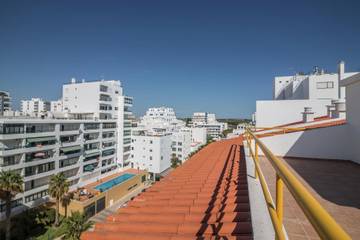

[95,173,135,192]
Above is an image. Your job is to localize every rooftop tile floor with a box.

[260,156,360,239]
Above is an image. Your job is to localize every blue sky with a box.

[1,0,359,118]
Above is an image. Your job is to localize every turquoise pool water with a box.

[95,173,135,192]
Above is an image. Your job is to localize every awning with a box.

[61,145,82,152]
[27,136,56,143]
[84,165,94,171]
[85,151,100,158]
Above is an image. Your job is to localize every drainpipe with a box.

[338,60,345,99]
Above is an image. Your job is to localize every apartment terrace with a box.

[60,169,148,219]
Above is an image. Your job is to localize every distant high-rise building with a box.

[191,112,227,139]
[50,99,63,112]
[0,91,11,115]
[21,98,50,116]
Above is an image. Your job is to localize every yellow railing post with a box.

[276,174,284,227]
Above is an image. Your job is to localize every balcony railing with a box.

[245,127,351,240]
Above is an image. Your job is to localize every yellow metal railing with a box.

[244,127,351,240]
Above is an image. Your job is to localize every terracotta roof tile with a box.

[82,137,252,239]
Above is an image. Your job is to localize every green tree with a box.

[48,173,69,226]
[35,208,56,227]
[63,211,93,240]
[0,170,24,240]
[171,155,181,168]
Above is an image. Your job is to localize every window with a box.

[0,198,22,212]
[25,190,48,203]
[317,81,334,89]
[178,142,182,146]
[178,148,182,152]
[149,149,152,152]
[150,156,152,160]
[150,140,153,144]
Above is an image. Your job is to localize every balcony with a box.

[83,162,99,173]
[84,123,100,131]
[60,145,82,157]
[102,123,116,130]
[25,149,54,163]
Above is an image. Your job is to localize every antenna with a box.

[100,74,105,81]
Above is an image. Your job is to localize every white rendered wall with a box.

[131,135,171,174]
[255,99,331,127]
[62,80,122,119]
[116,96,125,167]
[172,129,191,162]
[257,124,353,161]
[50,100,63,112]
[346,80,360,164]
[191,127,207,145]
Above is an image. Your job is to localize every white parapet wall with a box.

[254,124,357,163]
[256,99,331,127]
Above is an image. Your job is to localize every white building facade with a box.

[191,112,227,139]
[171,128,191,162]
[256,61,359,127]
[0,91,11,115]
[62,78,133,168]
[130,129,172,174]
[0,118,118,219]
[50,99,63,112]
[21,98,50,116]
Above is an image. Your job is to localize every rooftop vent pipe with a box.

[302,107,314,123]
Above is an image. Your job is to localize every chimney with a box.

[71,78,76,84]
[302,107,314,123]
[332,100,346,119]
[338,61,345,99]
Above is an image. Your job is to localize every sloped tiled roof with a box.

[82,137,252,240]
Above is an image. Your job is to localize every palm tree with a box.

[61,192,73,218]
[63,211,93,240]
[0,170,24,240]
[48,173,69,226]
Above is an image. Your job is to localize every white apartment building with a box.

[62,78,133,168]
[117,96,133,167]
[171,128,191,162]
[21,98,50,116]
[191,127,207,145]
[0,118,118,219]
[192,112,208,124]
[192,112,227,139]
[256,61,359,127]
[0,91,11,115]
[140,107,185,131]
[50,99,63,112]
[130,129,172,175]
[273,62,358,101]
[227,124,246,139]
[131,107,203,175]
